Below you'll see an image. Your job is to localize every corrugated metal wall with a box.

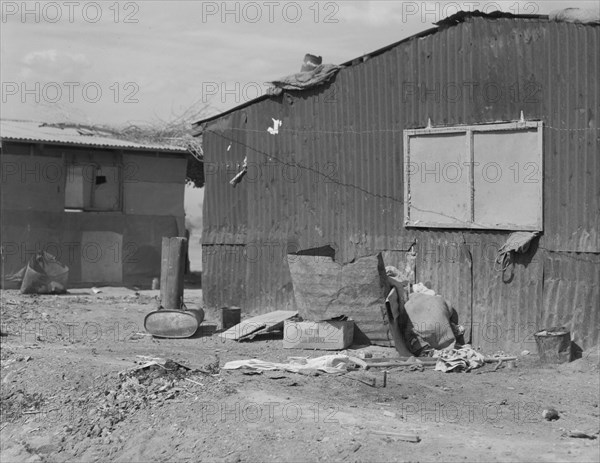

[202,111,248,245]
[201,17,599,351]
[542,252,600,347]
[540,20,599,252]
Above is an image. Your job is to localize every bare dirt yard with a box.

[1,287,599,463]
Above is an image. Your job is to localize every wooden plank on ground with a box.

[219,310,298,341]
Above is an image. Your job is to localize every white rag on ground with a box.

[222,355,367,374]
[433,344,485,372]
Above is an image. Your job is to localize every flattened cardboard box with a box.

[283,320,355,350]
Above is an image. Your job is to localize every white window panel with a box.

[404,121,543,231]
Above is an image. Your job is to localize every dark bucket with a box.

[221,307,241,330]
[534,327,572,364]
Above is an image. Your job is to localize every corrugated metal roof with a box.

[0,120,188,153]
[435,10,546,27]
[192,11,600,127]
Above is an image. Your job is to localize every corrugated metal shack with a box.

[1,120,190,287]
[194,12,599,352]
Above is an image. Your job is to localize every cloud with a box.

[4,0,596,126]
[339,1,408,27]
[20,49,91,80]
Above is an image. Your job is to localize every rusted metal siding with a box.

[541,21,599,253]
[200,16,599,349]
[241,65,408,263]
[202,112,248,245]
[244,240,296,314]
[471,233,543,353]
[413,230,544,352]
[542,252,600,349]
[201,244,246,308]
[221,17,599,256]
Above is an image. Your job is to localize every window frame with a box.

[403,120,543,231]
[64,153,123,213]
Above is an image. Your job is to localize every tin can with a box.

[221,306,241,330]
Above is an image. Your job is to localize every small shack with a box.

[1,120,190,287]
[194,11,599,351]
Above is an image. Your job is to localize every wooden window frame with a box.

[64,153,123,213]
[403,121,543,231]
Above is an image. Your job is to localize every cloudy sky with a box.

[2,0,597,126]
[1,0,597,225]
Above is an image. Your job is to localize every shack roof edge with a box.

[191,11,573,129]
[1,119,189,154]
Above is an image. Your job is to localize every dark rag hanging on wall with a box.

[495,231,540,278]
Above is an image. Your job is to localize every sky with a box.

[1,0,597,222]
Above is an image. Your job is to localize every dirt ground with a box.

[1,286,599,463]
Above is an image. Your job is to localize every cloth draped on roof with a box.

[267,64,343,96]
[549,8,600,24]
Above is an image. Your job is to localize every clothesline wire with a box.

[204,130,597,262]
[208,129,404,204]
[203,125,598,136]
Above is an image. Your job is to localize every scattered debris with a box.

[370,430,421,443]
[287,254,389,346]
[219,310,298,341]
[20,251,69,295]
[384,286,413,357]
[267,118,282,135]
[337,371,377,387]
[221,306,242,330]
[535,327,572,364]
[364,357,437,369]
[144,308,204,338]
[542,408,560,421]
[485,355,518,363]
[344,347,416,360]
[283,317,354,350]
[223,354,367,374]
[124,357,192,376]
[229,157,248,187]
[433,344,486,372]
[184,378,204,387]
[264,373,288,380]
[412,282,436,296]
[564,430,597,440]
